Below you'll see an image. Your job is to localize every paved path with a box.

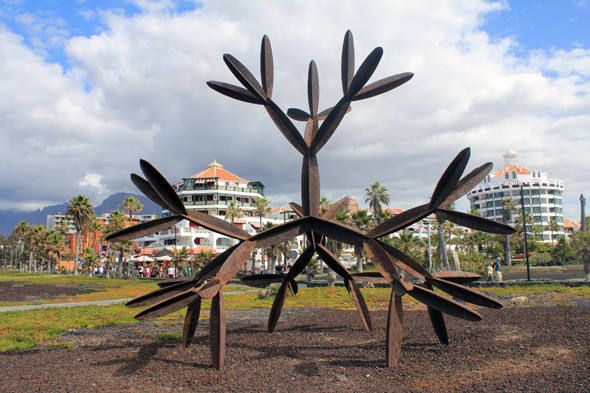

[0,289,260,313]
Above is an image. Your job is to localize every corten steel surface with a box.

[106,30,517,370]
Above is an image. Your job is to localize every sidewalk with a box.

[0,289,260,313]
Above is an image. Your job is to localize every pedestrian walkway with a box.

[0,289,260,312]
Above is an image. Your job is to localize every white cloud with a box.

[0,0,589,222]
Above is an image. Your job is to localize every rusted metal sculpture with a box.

[107,31,516,370]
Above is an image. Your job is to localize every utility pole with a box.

[581,194,586,233]
[520,183,531,281]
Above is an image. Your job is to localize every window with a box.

[505,172,509,180]
[512,171,516,179]
[532,172,536,178]
[486,201,494,208]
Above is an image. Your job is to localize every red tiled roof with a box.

[491,164,531,178]
[385,208,404,215]
[190,161,246,182]
[271,207,289,212]
[564,219,581,229]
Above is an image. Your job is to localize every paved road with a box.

[0,289,260,313]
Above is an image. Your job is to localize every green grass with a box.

[480,284,590,298]
[156,330,183,340]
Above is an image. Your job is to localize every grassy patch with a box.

[156,330,182,340]
[46,341,75,348]
[479,284,590,298]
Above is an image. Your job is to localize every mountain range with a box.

[0,193,162,236]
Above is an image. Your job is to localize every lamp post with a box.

[520,183,531,281]
[423,219,433,272]
[280,210,294,272]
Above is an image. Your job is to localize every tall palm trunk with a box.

[355,244,363,273]
[73,233,79,275]
[504,235,511,266]
[28,250,33,272]
[437,222,449,269]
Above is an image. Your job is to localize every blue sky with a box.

[0,0,589,221]
[3,1,588,72]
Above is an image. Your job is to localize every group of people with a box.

[136,264,178,278]
[251,263,293,275]
[92,266,113,276]
[485,257,503,283]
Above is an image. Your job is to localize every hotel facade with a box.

[466,151,565,242]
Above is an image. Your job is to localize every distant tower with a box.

[503,150,519,166]
[581,194,586,233]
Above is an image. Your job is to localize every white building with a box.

[466,151,565,242]
[134,161,289,256]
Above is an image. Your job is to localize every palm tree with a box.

[104,210,127,274]
[13,221,30,271]
[44,231,65,274]
[119,196,143,227]
[172,247,190,276]
[435,203,455,269]
[195,249,214,273]
[364,182,390,224]
[110,241,134,276]
[67,195,94,275]
[252,196,271,229]
[469,208,481,216]
[225,201,244,224]
[393,231,424,261]
[349,210,372,272]
[319,197,332,216]
[545,218,561,245]
[501,197,517,266]
[82,247,99,275]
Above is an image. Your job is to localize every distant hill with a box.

[0,193,162,236]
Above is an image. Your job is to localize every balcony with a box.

[181,184,263,194]
[183,200,253,207]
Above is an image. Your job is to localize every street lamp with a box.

[422,218,434,272]
[520,182,531,281]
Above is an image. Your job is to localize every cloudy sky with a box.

[1,0,589,220]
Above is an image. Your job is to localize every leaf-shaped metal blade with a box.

[352,72,414,101]
[376,239,431,282]
[301,153,320,217]
[311,97,351,154]
[157,277,192,288]
[182,297,202,348]
[286,246,315,279]
[268,280,289,333]
[223,54,267,102]
[288,278,298,296]
[240,274,285,287]
[288,202,304,218]
[351,272,389,284]
[127,276,197,308]
[362,238,399,284]
[439,162,493,207]
[321,197,348,221]
[311,216,367,246]
[386,290,403,367]
[431,271,481,285]
[425,282,448,344]
[341,30,354,95]
[106,215,183,243]
[206,81,265,105]
[249,217,312,248]
[349,279,372,331]
[194,243,240,287]
[140,159,187,216]
[426,277,503,309]
[315,244,350,280]
[317,105,352,121]
[287,108,311,122]
[430,148,470,209]
[198,240,255,298]
[209,292,226,370]
[131,174,168,209]
[184,210,251,240]
[406,285,483,322]
[435,209,516,235]
[368,203,432,239]
[346,47,383,99]
[265,99,308,156]
[135,289,200,321]
[260,35,274,98]
[308,60,319,118]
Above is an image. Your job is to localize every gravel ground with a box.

[0,280,100,302]
[1,303,588,393]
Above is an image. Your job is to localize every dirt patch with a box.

[0,280,100,302]
[0,306,588,392]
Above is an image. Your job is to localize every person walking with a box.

[485,262,494,282]
[492,257,502,283]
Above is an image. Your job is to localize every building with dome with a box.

[466,151,565,242]
[134,161,285,253]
